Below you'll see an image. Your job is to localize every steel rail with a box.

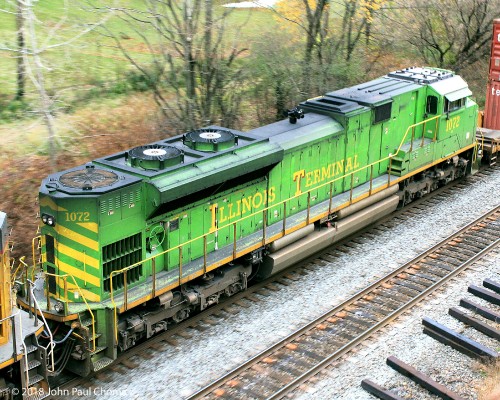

[188,205,500,400]
[268,228,500,399]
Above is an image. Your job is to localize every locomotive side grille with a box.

[100,190,142,214]
[102,233,142,292]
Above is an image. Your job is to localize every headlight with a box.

[54,301,64,313]
[41,213,56,227]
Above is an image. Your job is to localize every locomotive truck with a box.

[16,67,480,377]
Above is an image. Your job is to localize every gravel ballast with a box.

[74,168,500,400]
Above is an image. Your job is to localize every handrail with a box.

[109,114,443,282]
[26,280,55,373]
[0,309,21,359]
[41,272,96,353]
[21,317,30,393]
[0,309,21,324]
[108,114,444,340]
[0,309,35,392]
[31,236,41,275]
[11,256,26,285]
[474,130,484,164]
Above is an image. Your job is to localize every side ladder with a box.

[20,333,49,400]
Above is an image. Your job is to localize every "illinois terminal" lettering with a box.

[209,187,276,232]
[293,154,360,196]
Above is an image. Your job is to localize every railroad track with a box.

[362,274,500,400]
[187,205,500,400]
[50,167,498,398]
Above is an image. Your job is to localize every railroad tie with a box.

[422,317,499,360]
[459,298,500,323]
[448,307,500,341]
[360,379,405,400]
[386,356,466,400]
[483,278,500,295]
[468,285,500,306]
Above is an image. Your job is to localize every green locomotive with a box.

[18,67,478,376]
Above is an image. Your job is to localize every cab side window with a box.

[444,98,465,113]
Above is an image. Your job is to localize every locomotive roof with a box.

[42,113,343,200]
[248,112,344,150]
[301,67,468,116]
[40,67,472,206]
[42,128,284,201]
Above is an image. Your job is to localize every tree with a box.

[15,0,26,100]
[274,0,330,95]
[249,28,304,124]
[273,0,388,95]
[95,0,248,132]
[0,0,113,171]
[397,0,500,72]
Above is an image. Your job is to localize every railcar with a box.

[0,212,49,399]
[17,67,479,377]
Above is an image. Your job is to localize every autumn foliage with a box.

[0,94,162,262]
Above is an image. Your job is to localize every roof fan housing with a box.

[127,145,183,170]
[59,167,119,190]
[183,128,238,152]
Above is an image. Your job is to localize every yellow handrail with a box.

[110,114,444,280]
[31,236,41,276]
[109,114,445,340]
[12,257,27,285]
[474,130,484,164]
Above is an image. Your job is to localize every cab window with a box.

[426,95,438,115]
[444,97,465,113]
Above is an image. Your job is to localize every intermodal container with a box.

[489,19,500,81]
[484,80,500,130]
[484,19,500,129]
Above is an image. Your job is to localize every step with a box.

[25,344,37,354]
[92,356,114,372]
[80,318,93,327]
[27,359,42,370]
[90,346,107,356]
[28,374,44,386]
[25,389,50,400]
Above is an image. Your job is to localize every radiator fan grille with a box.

[183,128,237,152]
[59,168,119,190]
[127,145,183,170]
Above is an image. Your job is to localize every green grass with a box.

[0,1,277,103]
